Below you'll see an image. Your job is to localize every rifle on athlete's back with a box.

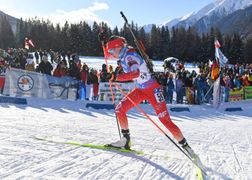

[120,11,154,74]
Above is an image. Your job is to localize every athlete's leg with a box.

[115,88,145,130]
[110,88,145,149]
[145,83,184,142]
[144,83,199,159]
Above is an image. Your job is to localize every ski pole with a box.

[202,82,214,103]
[99,30,121,139]
[112,78,207,175]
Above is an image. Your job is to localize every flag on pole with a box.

[214,39,221,48]
[214,39,228,67]
[216,48,228,67]
[211,60,219,80]
[24,38,35,50]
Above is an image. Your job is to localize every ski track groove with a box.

[77,152,118,179]
[1,99,252,179]
[136,155,152,180]
[84,155,134,180]
[33,148,108,178]
[231,144,242,173]
[0,144,80,179]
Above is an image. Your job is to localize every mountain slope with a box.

[0,10,18,33]
[142,0,252,37]
[170,0,252,32]
[213,5,252,37]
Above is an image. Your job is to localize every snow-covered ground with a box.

[0,97,252,179]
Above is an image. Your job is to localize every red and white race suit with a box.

[115,47,184,141]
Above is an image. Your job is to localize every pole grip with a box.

[120,11,128,24]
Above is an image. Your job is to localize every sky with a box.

[0,0,215,28]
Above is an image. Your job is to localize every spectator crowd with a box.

[1,47,252,104]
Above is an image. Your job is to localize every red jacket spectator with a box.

[80,64,89,84]
[53,61,68,77]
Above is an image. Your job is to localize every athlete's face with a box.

[108,47,121,59]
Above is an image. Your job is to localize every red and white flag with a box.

[214,39,221,48]
[214,38,228,67]
[24,38,35,50]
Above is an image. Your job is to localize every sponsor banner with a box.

[3,68,50,98]
[213,77,221,108]
[3,68,78,100]
[99,82,135,102]
[244,86,252,100]
[229,88,244,102]
[46,75,79,100]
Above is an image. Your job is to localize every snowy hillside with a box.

[142,0,252,33]
[1,97,252,179]
[166,0,252,29]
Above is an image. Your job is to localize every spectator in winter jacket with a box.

[193,75,201,104]
[80,64,89,84]
[242,73,250,86]
[114,60,124,77]
[69,56,81,80]
[167,74,174,104]
[89,68,99,100]
[233,75,241,89]
[100,64,109,82]
[25,54,35,71]
[37,55,53,75]
[197,73,208,104]
[53,61,68,77]
[104,65,115,81]
[79,64,89,100]
[34,50,39,64]
[223,75,232,102]
[176,75,184,104]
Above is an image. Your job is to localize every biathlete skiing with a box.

[103,35,198,159]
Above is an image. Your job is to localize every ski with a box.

[33,136,144,155]
[195,166,205,180]
[192,157,207,180]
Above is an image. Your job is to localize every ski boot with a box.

[179,138,205,168]
[179,138,199,159]
[179,138,207,176]
[108,129,131,150]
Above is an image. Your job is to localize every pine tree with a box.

[244,37,252,63]
[91,22,103,56]
[160,26,171,59]
[229,33,244,63]
[150,25,162,59]
[60,21,71,52]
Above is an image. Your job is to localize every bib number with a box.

[140,72,147,80]
[154,88,165,103]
